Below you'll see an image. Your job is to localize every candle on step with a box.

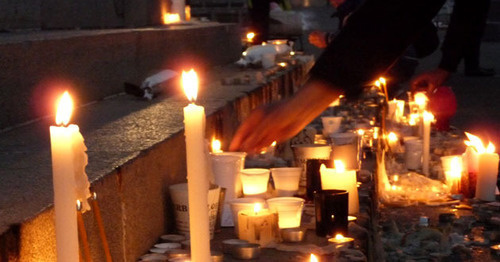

[50,91,91,262]
[182,69,211,261]
[237,203,280,247]
[320,161,359,214]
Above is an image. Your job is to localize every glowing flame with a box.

[310,254,318,262]
[334,160,345,173]
[387,132,398,143]
[271,141,277,147]
[379,77,386,86]
[261,42,267,46]
[185,6,191,21]
[357,129,365,136]
[242,51,247,57]
[290,51,295,56]
[55,91,73,126]
[414,92,428,109]
[163,13,180,24]
[374,80,380,89]
[393,175,399,182]
[423,111,434,122]
[464,132,496,154]
[335,234,345,240]
[246,32,255,42]
[211,139,222,153]
[182,69,198,102]
[278,62,287,67]
[408,113,419,126]
[450,157,462,179]
[254,203,262,214]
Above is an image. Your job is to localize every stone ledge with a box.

[0,62,311,261]
[0,22,241,130]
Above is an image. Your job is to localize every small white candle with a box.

[237,203,279,247]
[182,69,211,261]
[320,161,359,214]
[310,254,319,262]
[50,92,90,262]
[422,111,433,175]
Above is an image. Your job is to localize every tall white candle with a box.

[182,69,211,261]
[475,141,499,201]
[320,161,359,214]
[422,111,433,175]
[50,92,90,262]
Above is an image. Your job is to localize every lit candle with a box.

[184,5,191,21]
[163,13,181,24]
[379,77,388,99]
[422,111,433,175]
[328,234,354,246]
[237,203,280,247]
[320,161,359,214]
[246,32,255,43]
[240,168,270,198]
[310,254,318,262]
[50,91,91,262]
[463,133,499,201]
[414,92,428,137]
[386,132,399,152]
[444,156,462,194]
[182,69,211,261]
[211,138,223,153]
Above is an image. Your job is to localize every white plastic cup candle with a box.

[211,153,242,227]
[321,116,343,137]
[266,197,305,228]
[240,168,270,198]
[331,132,359,170]
[270,167,302,196]
[230,198,266,236]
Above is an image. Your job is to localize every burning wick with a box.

[290,51,295,56]
[310,254,318,262]
[253,203,262,215]
[246,32,255,42]
[211,138,222,153]
[278,62,287,68]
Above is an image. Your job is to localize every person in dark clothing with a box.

[412,0,494,93]
[230,0,446,152]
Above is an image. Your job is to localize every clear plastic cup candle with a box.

[240,168,270,198]
[266,197,305,228]
[271,167,302,197]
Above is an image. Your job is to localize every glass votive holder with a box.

[404,139,423,170]
[314,190,348,237]
[266,197,305,229]
[270,167,302,197]
[229,198,266,237]
[240,168,270,198]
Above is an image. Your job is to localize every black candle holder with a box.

[314,189,348,237]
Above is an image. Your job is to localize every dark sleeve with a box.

[309,0,446,99]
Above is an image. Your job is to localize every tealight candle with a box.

[310,254,319,262]
[240,168,270,198]
[230,198,266,237]
[266,197,305,228]
[237,203,280,247]
[270,167,302,197]
[328,234,354,247]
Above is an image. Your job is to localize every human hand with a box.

[411,68,450,94]
[229,79,342,152]
[308,31,328,49]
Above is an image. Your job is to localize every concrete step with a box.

[0,22,241,131]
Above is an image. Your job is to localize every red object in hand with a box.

[428,86,457,131]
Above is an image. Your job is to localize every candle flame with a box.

[374,80,380,88]
[423,111,434,122]
[163,13,181,24]
[278,62,287,67]
[55,91,73,126]
[335,234,344,240]
[185,6,191,21]
[357,129,365,136]
[414,92,428,109]
[212,138,222,153]
[387,132,398,143]
[254,203,262,214]
[182,69,198,102]
[408,113,419,126]
[334,160,345,173]
[379,77,386,86]
[464,132,496,154]
[246,32,255,42]
[290,51,295,56]
[310,254,318,262]
[271,141,277,147]
[393,175,399,182]
[242,51,247,57]
[261,42,267,46]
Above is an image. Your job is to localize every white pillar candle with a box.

[476,143,499,201]
[320,162,359,214]
[50,92,91,262]
[240,168,270,198]
[182,69,211,261]
[422,111,433,175]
